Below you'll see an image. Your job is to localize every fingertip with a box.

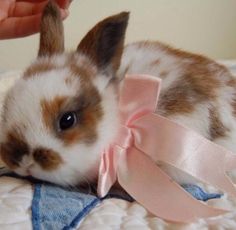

[56,0,73,9]
[60,9,69,19]
[0,14,42,39]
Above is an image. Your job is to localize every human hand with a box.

[0,0,71,39]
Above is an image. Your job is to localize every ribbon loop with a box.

[119,74,161,125]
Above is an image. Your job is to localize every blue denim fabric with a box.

[182,184,222,201]
[0,172,222,229]
[32,183,100,230]
[31,182,222,230]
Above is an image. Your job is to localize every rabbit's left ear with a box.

[38,1,64,57]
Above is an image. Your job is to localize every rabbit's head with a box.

[0,2,129,186]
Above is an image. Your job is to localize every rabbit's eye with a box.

[59,112,77,131]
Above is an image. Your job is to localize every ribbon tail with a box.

[97,149,118,197]
[131,113,236,198]
[117,147,227,223]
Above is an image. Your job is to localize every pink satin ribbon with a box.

[97,74,236,223]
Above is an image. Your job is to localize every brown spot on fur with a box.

[40,85,103,146]
[182,73,219,100]
[41,96,66,131]
[151,59,161,67]
[158,82,195,115]
[33,148,62,170]
[159,71,168,78]
[227,78,236,88]
[70,61,95,82]
[0,130,29,169]
[209,107,229,140]
[158,72,220,116]
[23,61,56,79]
[227,78,236,120]
[230,87,236,118]
[65,76,73,86]
[64,53,97,86]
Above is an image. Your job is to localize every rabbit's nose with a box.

[21,155,34,167]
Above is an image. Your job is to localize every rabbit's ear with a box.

[38,1,64,57]
[77,12,129,75]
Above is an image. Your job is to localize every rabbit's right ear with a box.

[77,12,129,76]
[38,1,64,57]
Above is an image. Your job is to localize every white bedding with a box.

[1,61,236,230]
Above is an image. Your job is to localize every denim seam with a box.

[62,198,100,230]
[32,184,42,230]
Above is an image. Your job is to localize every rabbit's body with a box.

[120,42,236,149]
[1,2,236,186]
[118,41,236,183]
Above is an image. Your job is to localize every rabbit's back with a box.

[118,41,236,154]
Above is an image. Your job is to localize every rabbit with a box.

[1,1,236,188]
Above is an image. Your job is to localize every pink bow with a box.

[97,74,236,223]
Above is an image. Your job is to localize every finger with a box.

[0,0,14,20]
[55,0,72,9]
[9,1,48,17]
[11,1,70,17]
[0,9,68,39]
[61,9,69,19]
[16,0,72,9]
[0,9,8,21]
[0,14,41,39]
[16,0,46,3]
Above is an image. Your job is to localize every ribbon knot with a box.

[115,125,134,149]
[97,74,236,223]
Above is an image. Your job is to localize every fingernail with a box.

[61,9,69,19]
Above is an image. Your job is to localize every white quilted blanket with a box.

[0,62,236,230]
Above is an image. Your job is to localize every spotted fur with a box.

[118,41,236,183]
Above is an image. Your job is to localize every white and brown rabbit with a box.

[1,1,236,186]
